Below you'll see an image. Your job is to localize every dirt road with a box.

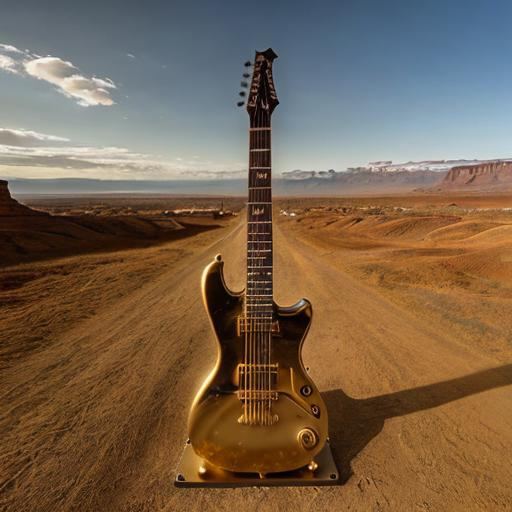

[1,216,511,511]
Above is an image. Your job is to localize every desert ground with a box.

[1,193,512,511]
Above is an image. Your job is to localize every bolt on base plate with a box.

[174,439,339,488]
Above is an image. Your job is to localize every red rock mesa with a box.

[441,160,512,189]
[0,180,45,216]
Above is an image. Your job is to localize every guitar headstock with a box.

[243,48,279,125]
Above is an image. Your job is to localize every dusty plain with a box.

[1,193,512,511]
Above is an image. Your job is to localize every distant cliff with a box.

[0,180,46,216]
[279,168,446,194]
[440,161,512,189]
[5,157,512,196]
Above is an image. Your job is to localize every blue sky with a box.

[1,0,512,179]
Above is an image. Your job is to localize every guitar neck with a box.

[246,118,273,319]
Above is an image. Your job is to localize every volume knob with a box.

[298,428,318,450]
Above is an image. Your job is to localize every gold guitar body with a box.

[188,255,328,475]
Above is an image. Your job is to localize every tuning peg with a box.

[239,91,246,97]
[244,60,252,67]
[243,73,250,78]
[241,81,248,88]
[237,101,245,107]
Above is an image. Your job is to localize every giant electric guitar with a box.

[187,49,329,477]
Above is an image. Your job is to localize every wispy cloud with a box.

[0,43,24,54]
[0,54,18,74]
[24,57,116,106]
[180,169,246,178]
[126,53,136,59]
[0,42,117,106]
[0,127,244,180]
[0,128,70,147]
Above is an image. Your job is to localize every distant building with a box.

[165,207,234,218]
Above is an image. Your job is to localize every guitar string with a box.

[262,107,272,424]
[247,118,252,425]
[244,119,250,425]
[256,114,259,425]
[262,87,271,425]
[257,105,262,425]
[246,72,274,425]
[262,107,267,425]
[263,108,269,424]
[254,109,259,425]
[257,104,264,425]
[253,113,257,426]
[267,119,272,425]
[257,103,263,424]
[254,106,259,425]
[261,107,272,424]
[252,106,260,425]
[245,95,254,425]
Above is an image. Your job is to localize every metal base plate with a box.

[174,439,339,488]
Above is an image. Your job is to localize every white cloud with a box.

[0,128,70,146]
[0,42,117,107]
[24,57,116,106]
[0,43,23,54]
[181,169,246,178]
[126,53,136,59]
[0,127,244,179]
[0,54,18,74]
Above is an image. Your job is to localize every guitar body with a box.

[188,256,328,474]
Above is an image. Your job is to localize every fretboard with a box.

[246,122,272,321]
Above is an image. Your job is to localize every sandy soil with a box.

[1,197,511,511]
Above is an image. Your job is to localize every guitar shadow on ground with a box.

[322,363,512,484]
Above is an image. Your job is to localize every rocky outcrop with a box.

[0,180,45,216]
[441,161,512,189]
